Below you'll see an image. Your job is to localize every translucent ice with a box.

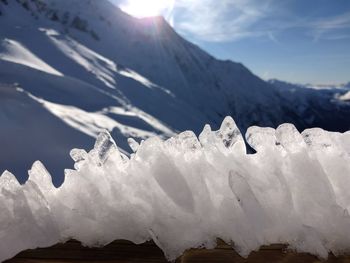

[1,117,350,261]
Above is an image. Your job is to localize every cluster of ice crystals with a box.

[1,116,350,261]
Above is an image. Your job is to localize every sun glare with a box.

[120,0,175,18]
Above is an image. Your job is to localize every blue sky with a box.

[111,0,350,84]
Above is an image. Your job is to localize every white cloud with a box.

[172,0,274,42]
[169,0,350,43]
[310,12,350,41]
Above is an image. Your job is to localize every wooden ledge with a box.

[5,240,350,263]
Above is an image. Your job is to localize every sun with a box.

[120,0,175,18]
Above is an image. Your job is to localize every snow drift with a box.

[1,116,350,262]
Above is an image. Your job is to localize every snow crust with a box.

[1,116,350,261]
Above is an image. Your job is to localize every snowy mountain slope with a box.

[340,91,350,102]
[0,83,93,185]
[305,82,350,90]
[0,0,285,129]
[0,3,207,128]
[269,79,350,131]
[0,38,62,76]
[0,0,350,184]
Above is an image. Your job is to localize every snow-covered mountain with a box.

[305,82,350,90]
[0,0,349,185]
[269,78,350,132]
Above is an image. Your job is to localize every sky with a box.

[110,0,350,85]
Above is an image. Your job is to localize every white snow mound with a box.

[1,116,350,261]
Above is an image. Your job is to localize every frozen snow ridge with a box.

[1,116,350,261]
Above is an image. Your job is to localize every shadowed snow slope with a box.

[0,38,62,76]
[0,117,350,262]
[0,0,349,184]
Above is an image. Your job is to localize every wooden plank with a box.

[181,248,350,263]
[5,240,169,263]
[5,239,350,263]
